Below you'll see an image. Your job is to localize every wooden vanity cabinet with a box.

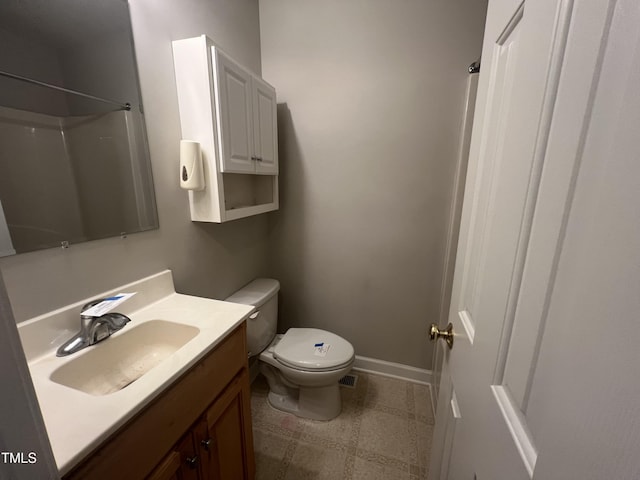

[197,371,253,479]
[147,433,199,480]
[149,370,253,480]
[63,323,255,480]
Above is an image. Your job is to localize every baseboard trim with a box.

[352,355,432,386]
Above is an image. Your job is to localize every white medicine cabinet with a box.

[172,35,278,222]
[215,51,278,175]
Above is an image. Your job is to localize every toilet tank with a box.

[225,278,280,357]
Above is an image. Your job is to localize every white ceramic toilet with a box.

[226,278,355,421]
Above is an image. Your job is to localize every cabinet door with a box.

[197,372,255,480]
[148,433,200,480]
[213,49,255,174]
[252,76,278,175]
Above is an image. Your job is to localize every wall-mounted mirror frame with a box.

[0,0,158,256]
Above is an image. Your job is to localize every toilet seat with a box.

[274,328,355,372]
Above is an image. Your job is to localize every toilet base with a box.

[266,383,342,421]
[259,362,343,421]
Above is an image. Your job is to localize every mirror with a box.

[0,0,158,256]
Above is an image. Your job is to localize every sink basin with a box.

[50,320,200,396]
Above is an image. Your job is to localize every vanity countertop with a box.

[17,270,253,476]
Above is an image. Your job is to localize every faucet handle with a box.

[103,312,131,328]
[93,323,111,343]
[87,312,131,346]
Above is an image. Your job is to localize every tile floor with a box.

[251,371,435,480]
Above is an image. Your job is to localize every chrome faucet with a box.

[56,298,131,357]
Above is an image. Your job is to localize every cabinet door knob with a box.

[251,156,258,161]
[201,438,213,451]
[185,455,198,469]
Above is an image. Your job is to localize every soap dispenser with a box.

[179,140,205,190]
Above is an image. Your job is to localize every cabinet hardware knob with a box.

[251,156,258,161]
[201,438,213,450]
[185,455,199,468]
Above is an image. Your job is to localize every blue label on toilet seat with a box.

[314,344,330,357]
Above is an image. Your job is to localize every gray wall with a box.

[60,27,141,111]
[1,0,487,373]
[260,0,487,369]
[0,0,268,322]
[0,27,69,116]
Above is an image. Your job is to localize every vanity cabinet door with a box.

[148,433,200,480]
[197,370,255,480]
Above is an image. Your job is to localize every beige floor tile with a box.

[364,374,411,412]
[253,430,291,480]
[283,440,348,480]
[414,384,435,425]
[357,408,417,464]
[251,371,434,479]
[298,396,360,447]
[252,395,303,437]
[340,383,361,405]
[417,423,435,469]
[351,456,410,480]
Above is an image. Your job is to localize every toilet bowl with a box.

[226,279,355,421]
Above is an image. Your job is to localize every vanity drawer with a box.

[63,323,247,480]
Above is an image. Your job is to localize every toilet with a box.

[226,278,355,421]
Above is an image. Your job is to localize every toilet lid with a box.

[274,328,355,371]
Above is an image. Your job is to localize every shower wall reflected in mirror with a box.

[0,0,158,256]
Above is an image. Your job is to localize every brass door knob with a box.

[429,323,454,349]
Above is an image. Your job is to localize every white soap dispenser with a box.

[179,140,205,190]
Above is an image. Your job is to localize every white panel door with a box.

[429,0,629,478]
[252,76,278,175]
[213,49,255,174]
[441,2,551,476]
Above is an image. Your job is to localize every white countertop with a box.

[17,271,253,476]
